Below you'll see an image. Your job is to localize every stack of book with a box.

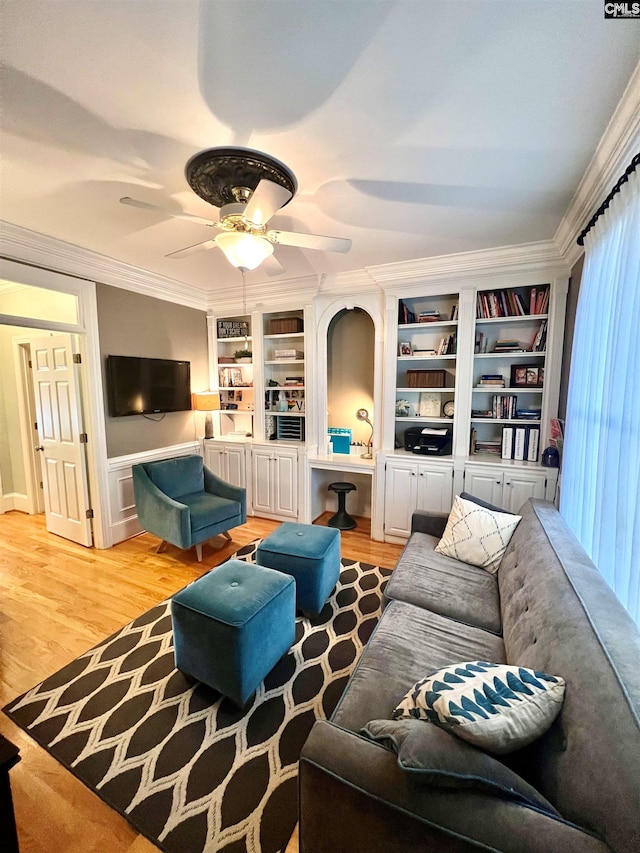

[475,438,502,456]
[502,425,540,461]
[418,310,441,322]
[515,408,541,420]
[477,374,505,387]
[493,339,527,353]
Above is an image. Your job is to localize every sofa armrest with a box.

[203,467,247,519]
[411,510,449,538]
[299,721,608,853]
[132,466,191,547]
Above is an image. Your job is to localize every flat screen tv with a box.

[107,355,191,417]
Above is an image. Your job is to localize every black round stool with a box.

[327,482,357,530]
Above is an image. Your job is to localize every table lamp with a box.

[193,391,221,439]
[356,407,374,459]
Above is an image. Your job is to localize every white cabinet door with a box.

[384,460,419,538]
[250,445,298,518]
[251,446,275,515]
[273,450,298,518]
[463,464,547,512]
[463,465,504,506]
[502,471,546,512]
[204,443,225,479]
[224,443,246,489]
[417,464,454,513]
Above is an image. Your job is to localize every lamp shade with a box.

[193,392,220,412]
[215,231,274,270]
[193,391,220,440]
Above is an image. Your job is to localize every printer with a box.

[404,426,452,456]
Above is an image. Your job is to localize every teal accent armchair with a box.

[132,454,246,561]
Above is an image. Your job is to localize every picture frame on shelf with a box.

[399,341,412,356]
[418,392,441,417]
[510,364,543,388]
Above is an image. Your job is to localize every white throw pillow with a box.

[392,661,565,755]
[435,495,521,573]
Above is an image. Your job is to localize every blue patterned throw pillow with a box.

[392,661,565,754]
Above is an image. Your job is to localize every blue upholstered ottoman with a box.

[170,559,296,707]
[256,523,341,614]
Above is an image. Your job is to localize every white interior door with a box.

[30,334,92,546]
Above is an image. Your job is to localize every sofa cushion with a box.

[180,492,241,531]
[331,601,506,734]
[392,660,565,755]
[362,717,559,814]
[435,495,521,573]
[383,532,502,634]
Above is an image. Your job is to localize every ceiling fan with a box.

[120,147,351,274]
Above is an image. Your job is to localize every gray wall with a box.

[558,254,584,421]
[97,285,209,457]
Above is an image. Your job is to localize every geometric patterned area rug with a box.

[4,541,391,853]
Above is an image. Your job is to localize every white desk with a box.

[307,453,376,522]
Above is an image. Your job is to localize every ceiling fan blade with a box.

[243,180,292,227]
[261,254,286,276]
[120,196,217,228]
[165,239,219,259]
[267,229,351,253]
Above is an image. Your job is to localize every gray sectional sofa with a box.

[299,498,640,852]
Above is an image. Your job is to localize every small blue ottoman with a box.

[170,559,296,707]
[256,523,341,614]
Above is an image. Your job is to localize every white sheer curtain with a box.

[561,166,640,624]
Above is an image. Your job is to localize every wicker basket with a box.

[269,317,303,334]
[406,369,447,388]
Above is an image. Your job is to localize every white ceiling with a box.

[1,0,639,302]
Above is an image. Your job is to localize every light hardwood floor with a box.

[0,510,403,853]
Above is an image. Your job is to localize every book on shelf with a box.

[501,425,540,461]
[493,339,527,352]
[477,374,505,387]
[398,300,416,324]
[450,304,459,321]
[531,319,548,352]
[502,427,513,459]
[418,310,441,322]
[515,409,541,420]
[413,348,437,356]
[493,394,518,419]
[474,439,502,456]
[476,285,550,319]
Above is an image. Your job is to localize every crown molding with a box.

[554,60,640,266]
[368,239,568,289]
[0,221,210,310]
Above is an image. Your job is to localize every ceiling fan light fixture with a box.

[214,231,274,270]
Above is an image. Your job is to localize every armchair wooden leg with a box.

[195,543,203,562]
[222,531,232,541]
[156,540,169,554]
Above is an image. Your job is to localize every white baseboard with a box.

[0,493,30,513]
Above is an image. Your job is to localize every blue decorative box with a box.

[328,428,352,454]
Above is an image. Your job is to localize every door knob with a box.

[34,445,44,452]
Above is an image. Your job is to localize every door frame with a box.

[13,337,45,514]
[0,257,111,548]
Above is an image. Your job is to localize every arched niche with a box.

[327,308,374,445]
[313,295,384,455]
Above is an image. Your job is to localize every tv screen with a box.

[106,355,191,417]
